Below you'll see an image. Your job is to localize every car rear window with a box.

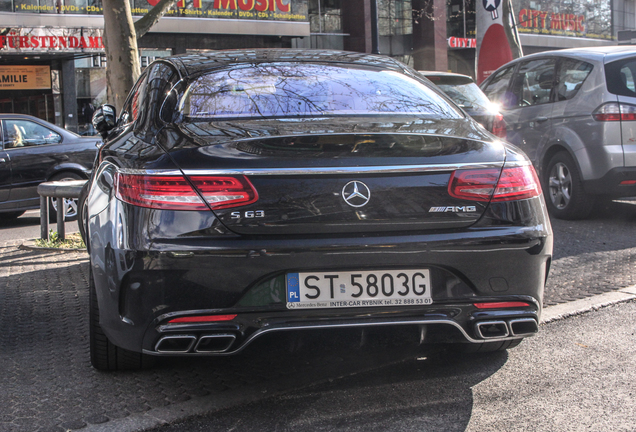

[606,57,636,97]
[435,82,493,112]
[179,63,463,120]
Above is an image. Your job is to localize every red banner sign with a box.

[448,37,477,49]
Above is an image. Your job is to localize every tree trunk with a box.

[102,0,141,113]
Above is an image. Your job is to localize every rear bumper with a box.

[145,304,540,356]
[89,210,552,354]
[584,166,636,196]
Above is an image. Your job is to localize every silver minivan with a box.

[480,47,636,219]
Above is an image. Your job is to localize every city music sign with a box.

[0,28,104,53]
[513,0,613,40]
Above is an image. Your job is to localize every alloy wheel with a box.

[51,196,79,219]
[548,161,572,210]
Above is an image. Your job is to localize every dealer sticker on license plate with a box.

[286,269,432,309]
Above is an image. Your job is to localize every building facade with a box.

[0,0,632,131]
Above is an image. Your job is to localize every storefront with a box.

[0,0,309,132]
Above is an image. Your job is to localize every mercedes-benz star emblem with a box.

[342,181,371,208]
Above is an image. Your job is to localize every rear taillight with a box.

[491,113,507,138]
[593,102,636,121]
[448,164,541,202]
[114,173,258,210]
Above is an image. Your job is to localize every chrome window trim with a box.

[118,161,530,177]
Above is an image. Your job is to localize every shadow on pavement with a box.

[149,346,509,432]
[0,246,507,432]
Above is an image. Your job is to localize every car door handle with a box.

[536,117,549,123]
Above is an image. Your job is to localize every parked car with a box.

[0,114,100,221]
[480,47,636,219]
[419,71,507,138]
[83,49,552,371]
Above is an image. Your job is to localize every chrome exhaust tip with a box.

[475,321,509,339]
[155,335,197,353]
[194,334,236,353]
[509,318,539,337]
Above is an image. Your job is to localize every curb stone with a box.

[19,238,87,252]
[540,285,636,324]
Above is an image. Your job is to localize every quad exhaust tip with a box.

[155,334,236,354]
[475,318,539,339]
[155,335,197,353]
[475,320,509,339]
[509,318,539,337]
[195,334,236,353]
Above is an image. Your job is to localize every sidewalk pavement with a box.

[0,239,635,432]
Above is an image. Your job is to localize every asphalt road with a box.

[0,199,635,432]
[0,209,79,243]
[147,300,636,432]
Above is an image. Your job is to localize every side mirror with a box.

[92,104,117,139]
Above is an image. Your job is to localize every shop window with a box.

[309,0,342,33]
[447,0,475,38]
[378,0,412,36]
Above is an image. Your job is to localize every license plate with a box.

[286,269,432,309]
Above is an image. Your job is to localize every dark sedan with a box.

[420,71,507,139]
[84,49,552,370]
[0,114,100,220]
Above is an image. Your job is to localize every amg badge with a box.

[429,206,477,213]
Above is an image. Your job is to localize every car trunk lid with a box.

[161,117,507,235]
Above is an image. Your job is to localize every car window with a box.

[2,119,62,148]
[119,73,148,125]
[605,58,636,97]
[481,66,515,108]
[436,82,493,111]
[179,63,463,120]
[510,58,557,107]
[555,59,593,101]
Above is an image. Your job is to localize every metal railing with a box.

[37,180,87,241]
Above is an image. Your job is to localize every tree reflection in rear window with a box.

[179,63,463,120]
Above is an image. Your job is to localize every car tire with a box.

[452,338,523,354]
[0,211,26,220]
[89,267,155,371]
[49,172,83,222]
[544,151,594,220]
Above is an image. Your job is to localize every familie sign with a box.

[0,65,51,90]
[0,28,104,53]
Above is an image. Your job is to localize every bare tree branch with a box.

[134,0,178,39]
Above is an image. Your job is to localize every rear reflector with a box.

[620,180,636,185]
[593,102,636,121]
[473,302,531,309]
[448,164,541,202]
[168,314,237,324]
[115,173,258,210]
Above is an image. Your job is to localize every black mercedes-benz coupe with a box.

[84,49,552,370]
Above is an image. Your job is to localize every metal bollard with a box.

[40,195,49,241]
[56,197,65,241]
[37,180,87,241]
